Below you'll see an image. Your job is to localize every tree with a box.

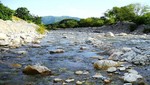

[0,2,14,20]
[15,7,32,20]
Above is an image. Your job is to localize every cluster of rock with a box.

[108,46,150,65]
[93,60,144,83]
[0,19,44,48]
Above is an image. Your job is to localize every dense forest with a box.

[0,2,150,33]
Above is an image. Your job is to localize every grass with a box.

[12,16,22,21]
[37,24,47,34]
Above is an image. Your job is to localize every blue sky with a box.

[1,0,150,18]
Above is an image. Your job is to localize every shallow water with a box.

[0,30,150,85]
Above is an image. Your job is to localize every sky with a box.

[1,0,150,18]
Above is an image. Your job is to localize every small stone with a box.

[90,56,104,60]
[65,78,75,83]
[83,71,89,75]
[53,78,62,83]
[75,71,83,75]
[17,51,27,55]
[118,67,126,71]
[31,44,41,48]
[62,82,67,85]
[92,73,103,79]
[80,47,87,50]
[49,49,64,54]
[76,81,83,85]
[104,79,111,83]
[11,63,22,68]
[123,83,132,85]
[107,67,117,72]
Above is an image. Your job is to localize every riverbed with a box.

[0,30,150,85]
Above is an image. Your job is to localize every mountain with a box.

[41,16,80,25]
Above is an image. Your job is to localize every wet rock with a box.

[49,49,65,54]
[31,44,41,48]
[123,73,143,82]
[92,73,103,79]
[104,79,111,84]
[127,69,138,74]
[90,56,104,60]
[118,67,126,71]
[75,71,83,75]
[65,78,75,83]
[105,32,115,37]
[11,63,22,68]
[109,51,123,60]
[118,33,128,36]
[85,37,96,43]
[53,78,62,83]
[123,83,132,85]
[23,64,51,75]
[17,51,27,55]
[122,47,132,52]
[94,60,122,69]
[80,47,87,50]
[107,67,117,72]
[76,81,83,85]
[83,71,89,75]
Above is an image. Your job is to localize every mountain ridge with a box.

[42,16,80,25]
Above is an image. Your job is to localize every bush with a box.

[0,3,14,20]
[143,28,150,33]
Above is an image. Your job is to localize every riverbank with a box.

[0,19,45,48]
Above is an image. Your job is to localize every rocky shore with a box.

[0,19,45,48]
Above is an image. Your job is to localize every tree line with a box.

[47,3,150,32]
[0,2,41,25]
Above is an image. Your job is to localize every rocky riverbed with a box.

[0,29,150,85]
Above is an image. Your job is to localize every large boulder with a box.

[93,60,122,69]
[23,64,51,75]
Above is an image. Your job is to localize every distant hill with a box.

[42,16,80,25]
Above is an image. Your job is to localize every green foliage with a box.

[14,7,42,24]
[0,2,14,20]
[58,19,78,28]
[37,24,46,34]
[79,18,104,27]
[15,7,32,20]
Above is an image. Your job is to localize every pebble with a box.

[92,73,103,79]
[53,78,62,83]
[107,67,117,72]
[75,71,83,75]
[76,81,83,85]
[65,78,75,83]
[118,67,126,71]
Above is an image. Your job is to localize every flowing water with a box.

[0,30,150,85]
